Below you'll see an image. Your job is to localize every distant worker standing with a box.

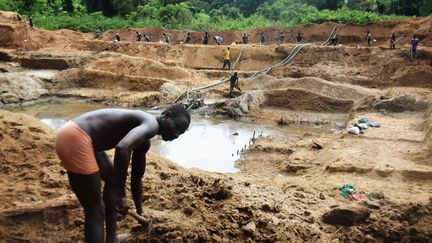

[95,30,102,40]
[136,31,142,41]
[202,32,209,45]
[144,34,150,42]
[214,35,223,45]
[296,33,303,43]
[222,47,231,70]
[228,72,242,98]
[410,35,420,60]
[330,35,338,46]
[242,33,249,44]
[366,31,372,47]
[163,32,170,43]
[279,32,285,44]
[29,14,34,29]
[115,33,120,42]
[259,32,266,45]
[390,33,397,49]
[185,32,192,44]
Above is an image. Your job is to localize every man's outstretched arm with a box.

[131,140,150,215]
[114,124,156,200]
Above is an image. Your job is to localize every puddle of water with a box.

[151,117,281,173]
[8,99,329,173]
[10,99,108,129]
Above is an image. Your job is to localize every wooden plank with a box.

[0,195,79,217]
[1,195,151,227]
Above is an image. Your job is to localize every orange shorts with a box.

[55,121,99,174]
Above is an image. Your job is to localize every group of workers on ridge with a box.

[16,13,33,29]
[366,30,420,59]
[104,29,421,59]
[108,31,307,45]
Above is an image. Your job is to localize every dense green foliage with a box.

[0,0,430,32]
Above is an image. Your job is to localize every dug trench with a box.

[0,11,432,242]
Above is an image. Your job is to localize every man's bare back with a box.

[74,109,159,151]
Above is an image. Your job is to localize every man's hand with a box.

[129,211,152,230]
[116,197,130,216]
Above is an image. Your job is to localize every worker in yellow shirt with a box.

[222,47,231,70]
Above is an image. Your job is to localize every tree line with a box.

[1,0,431,32]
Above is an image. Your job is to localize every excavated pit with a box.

[1,11,432,242]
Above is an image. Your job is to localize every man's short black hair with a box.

[164,104,191,123]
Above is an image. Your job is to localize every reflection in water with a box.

[151,119,271,173]
[11,99,108,127]
[8,99,327,173]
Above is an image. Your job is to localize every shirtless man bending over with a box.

[55,105,190,243]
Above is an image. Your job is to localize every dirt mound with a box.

[204,76,378,117]
[393,66,432,87]
[253,76,377,100]
[71,67,166,91]
[263,88,354,112]
[374,94,429,112]
[17,49,94,70]
[338,202,432,242]
[86,53,194,82]
[0,12,91,51]
[0,110,66,207]
[52,52,199,93]
[271,45,432,87]
[0,11,22,22]
[0,110,75,241]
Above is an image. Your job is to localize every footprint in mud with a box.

[23,142,38,150]
[28,126,45,134]
[9,128,22,139]
[6,121,23,127]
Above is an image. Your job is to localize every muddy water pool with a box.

[9,99,331,173]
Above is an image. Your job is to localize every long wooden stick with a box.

[0,195,79,217]
[231,48,244,71]
[1,196,151,227]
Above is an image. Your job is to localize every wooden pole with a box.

[1,195,151,227]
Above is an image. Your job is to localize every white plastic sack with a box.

[357,123,368,130]
[347,126,360,135]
